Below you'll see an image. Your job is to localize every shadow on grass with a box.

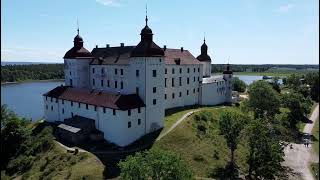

[208,162,241,180]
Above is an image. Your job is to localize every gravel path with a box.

[283,104,319,180]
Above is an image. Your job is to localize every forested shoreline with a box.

[1,64,64,83]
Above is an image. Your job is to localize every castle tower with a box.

[223,63,233,104]
[196,38,212,77]
[63,28,93,88]
[130,13,165,133]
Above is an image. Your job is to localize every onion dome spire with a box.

[196,34,211,62]
[223,61,233,74]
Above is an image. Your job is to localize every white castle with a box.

[43,16,233,147]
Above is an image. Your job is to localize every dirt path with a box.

[283,104,319,180]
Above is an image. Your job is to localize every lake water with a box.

[1,75,279,120]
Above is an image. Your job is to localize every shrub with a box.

[6,155,35,175]
[193,154,205,162]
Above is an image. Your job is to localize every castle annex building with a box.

[43,16,233,147]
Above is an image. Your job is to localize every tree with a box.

[118,148,193,180]
[269,76,281,93]
[246,120,285,179]
[219,109,250,174]
[232,77,247,92]
[286,74,301,90]
[247,81,281,119]
[281,91,312,129]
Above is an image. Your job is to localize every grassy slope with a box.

[153,107,249,178]
[310,115,319,179]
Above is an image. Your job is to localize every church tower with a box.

[130,13,165,134]
[63,28,93,88]
[223,63,233,104]
[196,38,212,77]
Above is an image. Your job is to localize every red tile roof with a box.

[91,46,201,65]
[43,86,145,110]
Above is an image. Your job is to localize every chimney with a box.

[120,43,124,47]
[96,45,98,48]
[106,44,110,48]
[181,47,183,52]
[163,45,167,51]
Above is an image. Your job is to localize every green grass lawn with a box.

[310,163,319,180]
[312,116,319,155]
[153,107,249,178]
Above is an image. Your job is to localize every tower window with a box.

[107,80,110,87]
[113,109,116,115]
[138,119,141,125]
[172,78,175,87]
[78,102,81,108]
[51,97,53,102]
[62,100,64,104]
[136,70,139,77]
[193,89,195,93]
[153,87,156,93]
[69,71,71,75]
[194,77,195,82]
[86,104,88,109]
[198,68,200,72]
[187,90,189,95]
[93,79,95,86]
[136,87,139,95]
[153,99,156,105]
[115,69,117,75]
[62,108,64,114]
[187,78,190,84]
[121,69,123,75]
[46,105,48,110]
[179,68,182,73]
[165,78,167,87]
[187,68,190,73]
[103,107,106,113]
[101,68,104,74]
[172,68,175,74]
[71,112,74,117]
[165,94,167,99]
[165,68,167,74]
[172,93,175,99]
[51,106,53,111]
[71,101,73,106]
[128,110,131,116]
[194,68,195,73]
[101,80,104,87]
[179,77,182,86]
[153,70,156,77]
[121,81,123,89]
[46,96,48,100]
[94,106,97,111]
[115,81,117,88]
[92,68,95,74]
[198,77,200,81]
[128,121,131,128]
[179,92,182,97]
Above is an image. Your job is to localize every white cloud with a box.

[276,3,295,13]
[95,0,121,7]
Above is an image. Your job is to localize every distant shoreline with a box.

[1,79,64,85]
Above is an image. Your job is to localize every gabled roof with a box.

[43,86,145,110]
[90,46,201,65]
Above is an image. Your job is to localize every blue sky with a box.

[1,0,319,64]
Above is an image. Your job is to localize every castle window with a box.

[93,79,95,86]
[70,79,73,86]
[103,107,106,113]
[187,68,190,73]
[62,100,64,104]
[198,68,200,72]
[71,101,73,106]
[101,68,104,74]
[128,110,131,116]
[71,112,74,117]
[107,80,110,87]
[179,77,182,86]
[172,68,175,74]
[138,119,141,125]
[152,70,156,77]
[194,77,195,82]
[172,78,175,87]
[138,107,141,113]
[78,103,81,108]
[194,68,195,73]
[187,90,189,95]
[153,99,156,105]
[165,78,167,87]
[69,71,71,75]
[51,97,53,102]
[113,109,116,115]
[172,93,175,99]
[165,94,167,99]
[51,106,53,111]
[56,99,58,103]
[179,92,182,97]
[153,87,156,93]
[165,68,167,74]
[136,70,139,77]
[121,69,123,75]
[86,104,88,109]
[193,89,195,93]
[94,106,97,111]
[187,78,190,84]
[121,81,123,89]
[136,87,139,95]
[128,122,131,128]
[159,59,162,62]
[92,68,95,74]
[101,80,104,87]
[115,81,118,88]
[46,105,48,110]
[197,88,199,92]
[179,68,182,73]
[198,77,200,81]
[46,96,47,100]
[115,69,117,75]
[62,108,64,114]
